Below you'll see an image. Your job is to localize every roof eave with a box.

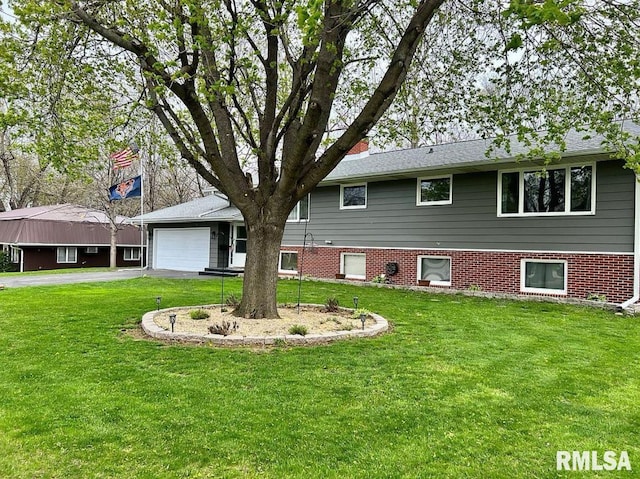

[319,147,611,185]
[130,216,242,225]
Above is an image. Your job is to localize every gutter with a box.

[619,172,640,311]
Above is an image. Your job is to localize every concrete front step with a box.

[199,267,244,277]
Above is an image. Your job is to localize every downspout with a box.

[619,173,640,311]
[11,245,24,273]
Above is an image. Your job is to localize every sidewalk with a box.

[0,269,209,288]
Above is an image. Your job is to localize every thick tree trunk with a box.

[234,219,286,319]
[109,221,117,269]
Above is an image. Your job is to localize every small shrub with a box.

[468,284,482,292]
[351,308,372,319]
[273,338,286,347]
[225,293,241,307]
[371,274,388,284]
[586,293,607,302]
[0,251,12,272]
[190,309,210,320]
[323,297,340,312]
[208,320,239,336]
[288,324,308,336]
[340,322,354,331]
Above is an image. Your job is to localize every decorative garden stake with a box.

[353,297,359,309]
[297,225,313,314]
[219,230,226,312]
[169,313,176,333]
[156,296,162,311]
[360,313,366,330]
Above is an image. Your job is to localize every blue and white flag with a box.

[109,175,142,201]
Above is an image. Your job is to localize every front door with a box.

[230,223,247,268]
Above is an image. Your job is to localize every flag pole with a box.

[138,145,145,275]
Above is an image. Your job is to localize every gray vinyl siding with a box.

[282,159,634,253]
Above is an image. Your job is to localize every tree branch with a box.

[299,0,446,191]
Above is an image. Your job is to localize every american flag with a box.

[110,145,139,169]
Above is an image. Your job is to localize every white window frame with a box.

[340,252,366,279]
[10,246,20,264]
[520,259,567,295]
[279,251,299,274]
[417,255,452,286]
[287,195,311,222]
[57,247,77,264]
[416,175,453,206]
[340,183,367,210]
[123,247,141,261]
[497,163,596,217]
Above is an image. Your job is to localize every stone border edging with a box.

[140,304,389,346]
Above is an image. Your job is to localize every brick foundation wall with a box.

[282,246,635,304]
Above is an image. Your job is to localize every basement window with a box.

[417,256,451,286]
[279,251,298,273]
[521,259,567,294]
[341,253,366,279]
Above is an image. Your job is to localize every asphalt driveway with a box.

[0,269,208,288]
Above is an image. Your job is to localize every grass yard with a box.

[0,267,119,277]
[0,277,638,478]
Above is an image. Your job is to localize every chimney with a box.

[344,138,369,161]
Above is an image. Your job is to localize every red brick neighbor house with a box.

[136,124,640,308]
[0,204,144,272]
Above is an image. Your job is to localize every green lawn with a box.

[0,277,638,478]
[0,267,120,277]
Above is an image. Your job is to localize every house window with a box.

[287,195,310,222]
[417,175,452,205]
[124,248,141,261]
[10,247,20,264]
[417,256,451,286]
[521,259,567,294]
[498,164,595,216]
[57,247,77,264]
[85,247,98,254]
[340,184,367,209]
[341,253,366,279]
[279,251,298,273]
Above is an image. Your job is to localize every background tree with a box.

[9,0,640,318]
[1,4,204,211]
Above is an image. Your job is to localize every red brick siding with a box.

[282,246,634,303]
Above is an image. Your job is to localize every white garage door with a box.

[154,227,210,272]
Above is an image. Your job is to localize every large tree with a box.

[11,0,640,318]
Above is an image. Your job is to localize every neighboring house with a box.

[132,193,244,272]
[137,125,640,306]
[0,204,144,272]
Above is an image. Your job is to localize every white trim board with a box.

[280,244,633,256]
